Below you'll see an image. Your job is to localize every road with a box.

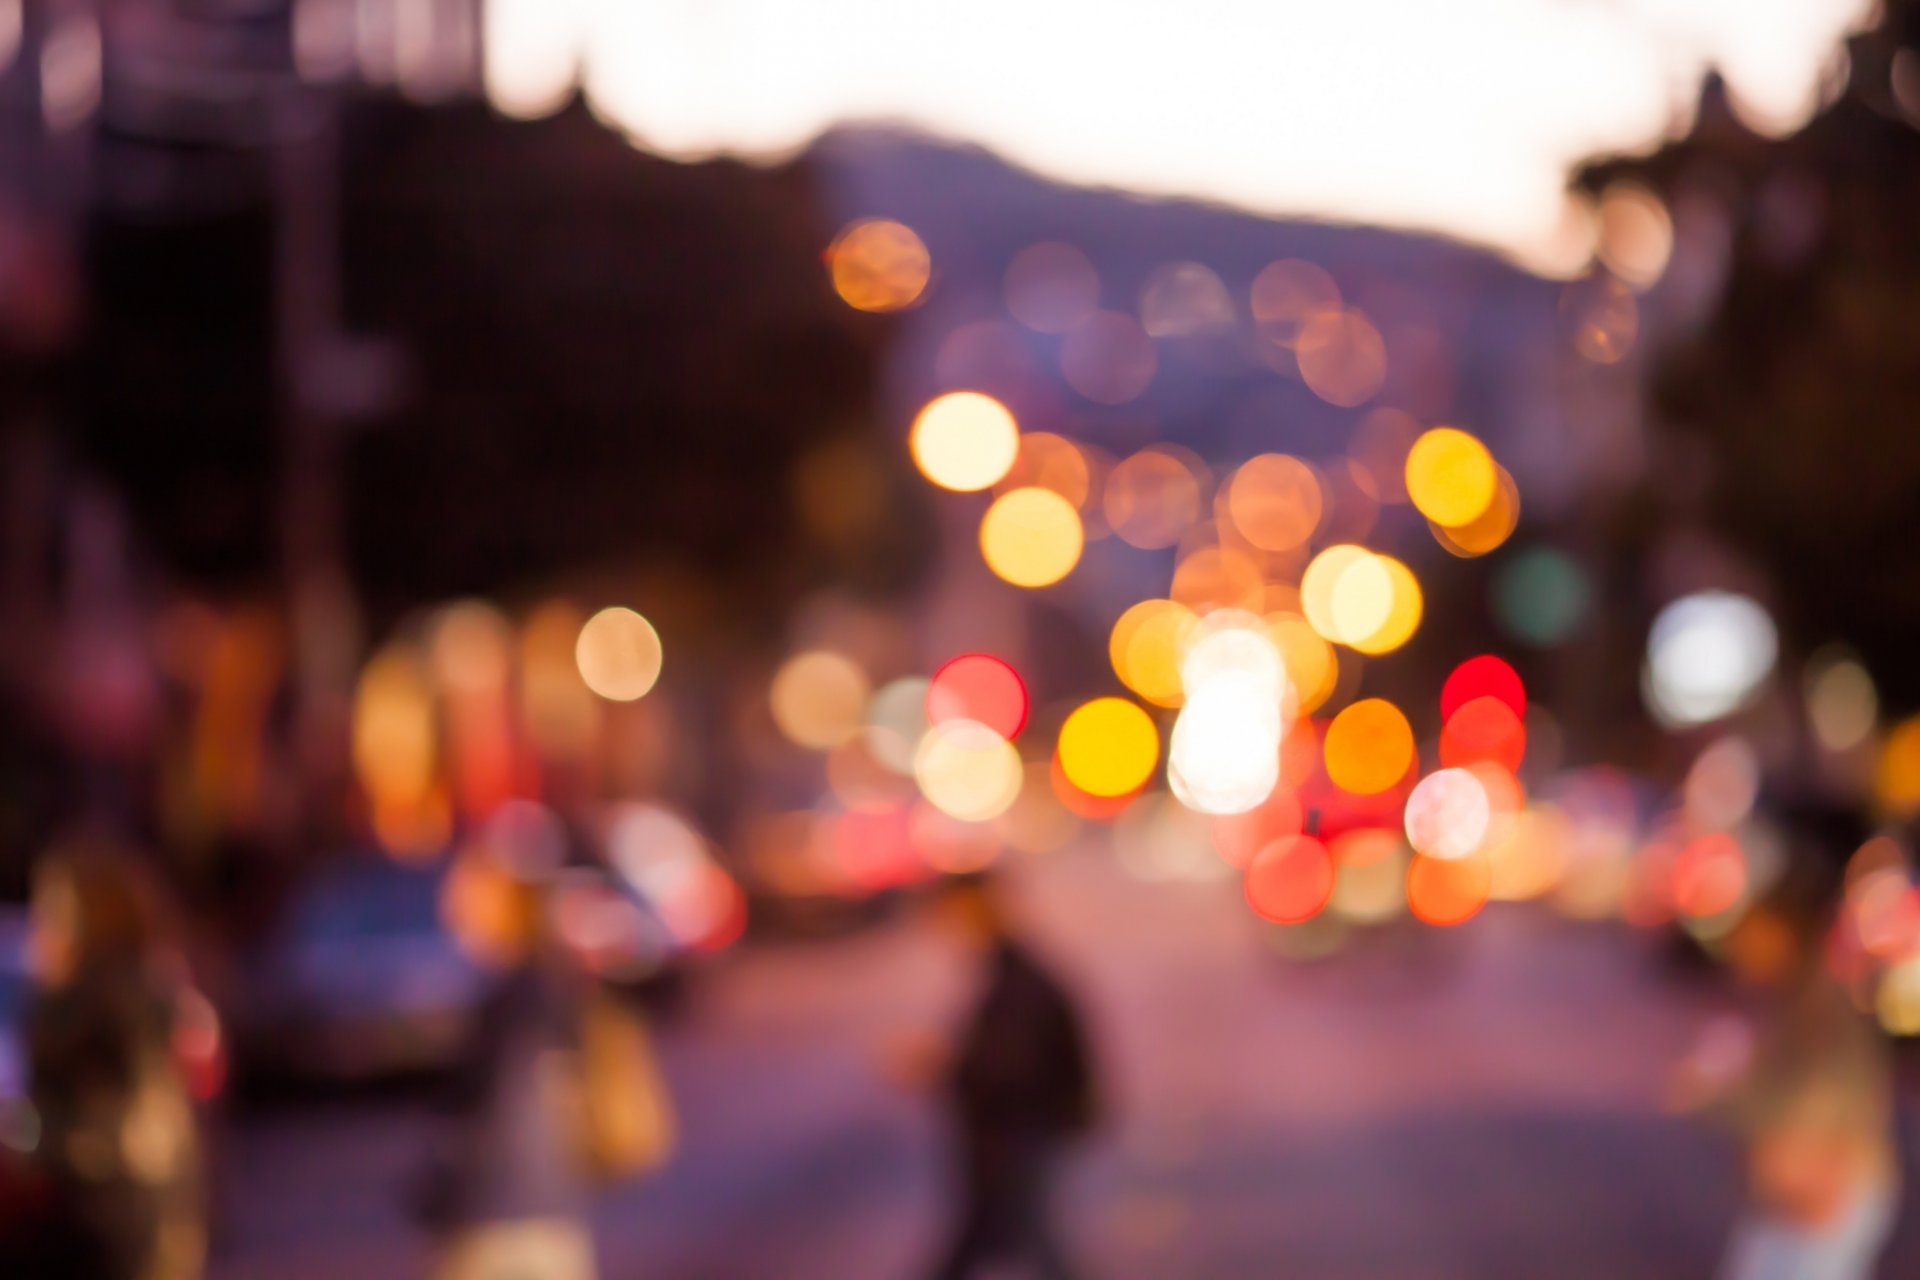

[210,843,1920,1278]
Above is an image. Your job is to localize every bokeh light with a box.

[1682,736,1760,833]
[1181,613,1286,693]
[1430,465,1519,558]
[1169,623,1287,815]
[980,486,1084,587]
[1169,680,1282,814]
[432,600,513,697]
[1328,550,1394,646]
[1224,454,1322,552]
[770,650,870,750]
[1266,614,1339,715]
[1494,547,1591,646]
[520,600,600,760]
[1404,427,1496,528]
[1110,598,1199,708]
[866,676,931,774]
[1323,699,1415,797]
[910,391,1020,493]
[828,218,931,313]
[1211,790,1305,870]
[1330,829,1409,923]
[1296,309,1387,408]
[1105,446,1205,550]
[574,606,664,702]
[1057,697,1159,799]
[1299,545,1420,653]
[1487,804,1572,903]
[352,641,445,857]
[1597,182,1674,289]
[927,653,1029,740]
[1407,851,1493,926]
[1439,696,1527,773]
[1139,261,1235,338]
[1672,832,1748,920]
[996,431,1093,511]
[1878,715,1920,817]
[1442,655,1526,722]
[1342,554,1422,656]
[1050,752,1141,821]
[1300,544,1370,645]
[442,852,522,965]
[1249,259,1340,347]
[1805,648,1878,754]
[1405,768,1492,861]
[604,802,743,949]
[1876,955,1920,1037]
[914,719,1023,823]
[1643,592,1778,728]
[1170,544,1266,615]
[1005,241,1098,334]
[1245,835,1335,925]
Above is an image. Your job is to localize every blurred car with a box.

[231,858,488,1086]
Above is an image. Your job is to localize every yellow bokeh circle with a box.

[980,487,1084,587]
[1301,544,1371,645]
[1348,555,1423,656]
[1329,553,1395,650]
[1110,599,1198,708]
[1405,427,1497,528]
[1058,697,1160,798]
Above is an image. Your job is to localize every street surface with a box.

[211,844,1920,1278]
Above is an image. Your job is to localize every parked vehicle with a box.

[231,858,490,1086]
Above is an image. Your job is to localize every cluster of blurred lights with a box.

[825,219,1847,959]
[1168,619,1286,815]
[758,638,1172,888]
[349,599,745,959]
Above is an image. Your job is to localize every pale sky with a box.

[484,0,1876,274]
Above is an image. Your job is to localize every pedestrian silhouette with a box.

[921,871,1096,1280]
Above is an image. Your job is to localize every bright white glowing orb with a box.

[1405,768,1492,861]
[1644,592,1778,728]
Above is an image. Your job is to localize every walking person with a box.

[907,872,1098,1280]
[420,847,675,1280]
[24,842,206,1280]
